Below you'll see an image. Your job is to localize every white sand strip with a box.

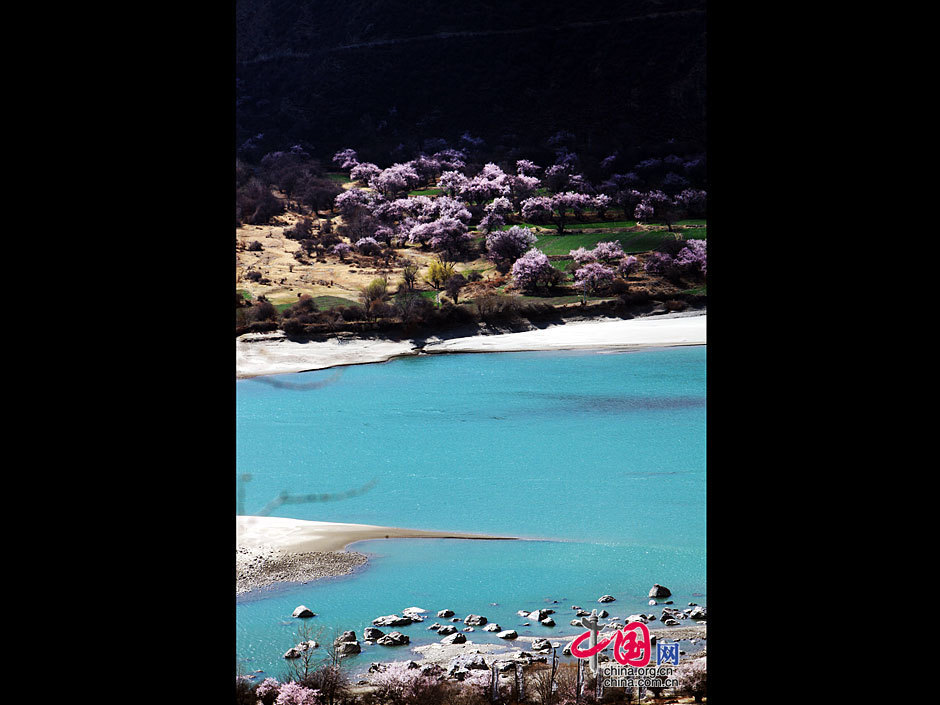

[236,333,417,378]
[422,314,706,354]
[235,314,705,378]
[237,516,517,553]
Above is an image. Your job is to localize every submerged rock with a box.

[598,595,616,603]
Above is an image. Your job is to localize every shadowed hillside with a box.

[235,0,706,165]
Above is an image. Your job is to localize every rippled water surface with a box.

[236,346,706,678]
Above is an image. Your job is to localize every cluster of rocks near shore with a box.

[274,585,706,687]
[236,545,368,595]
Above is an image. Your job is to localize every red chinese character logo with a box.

[570,621,651,668]
[611,622,651,667]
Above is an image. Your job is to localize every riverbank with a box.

[236,516,519,594]
[236,310,706,378]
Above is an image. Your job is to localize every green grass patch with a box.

[325,172,350,184]
[517,293,609,306]
[550,258,573,271]
[312,295,360,310]
[236,289,252,302]
[274,295,360,313]
[534,228,705,256]
[418,290,442,307]
[408,188,443,197]
[681,285,707,295]
[563,220,638,229]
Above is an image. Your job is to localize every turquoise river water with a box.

[236,345,706,679]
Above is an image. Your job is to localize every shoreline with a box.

[236,310,706,379]
[236,516,519,594]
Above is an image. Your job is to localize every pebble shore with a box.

[236,545,369,595]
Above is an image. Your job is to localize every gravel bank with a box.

[236,544,368,595]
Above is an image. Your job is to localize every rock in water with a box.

[292,605,315,618]
[376,631,410,646]
[464,614,488,626]
[373,614,413,627]
[527,609,552,621]
[648,584,671,598]
[437,625,458,635]
[336,641,361,655]
[437,609,455,618]
[334,631,358,645]
[598,595,616,603]
[483,623,501,632]
[363,627,384,641]
[441,632,467,645]
[497,630,518,639]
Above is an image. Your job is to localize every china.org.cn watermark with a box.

[570,613,683,688]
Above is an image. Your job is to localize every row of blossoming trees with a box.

[329,147,705,301]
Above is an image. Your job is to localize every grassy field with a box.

[562,220,637,229]
[534,229,704,256]
[408,187,443,197]
[325,172,350,184]
[273,295,360,313]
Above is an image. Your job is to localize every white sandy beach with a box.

[236,516,518,593]
[423,312,705,355]
[237,516,518,553]
[236,312,705,378]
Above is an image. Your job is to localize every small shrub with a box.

[444,273,467,304]
[247,240,263,252]
[424,259,455,289]
[284,218,315,240]
[251,300,278,322]
[245,270,262,282]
